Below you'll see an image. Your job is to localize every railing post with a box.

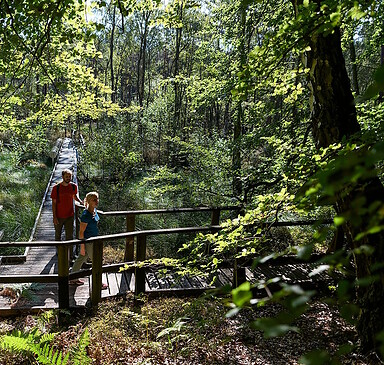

[91,239,103,307]
[233,246,246,288]
[233,263,246,288]
[125,213,135,261]
[211,208,220,226]
[75,205,80,239]
[74,205,80,258]
[135,234,146,295]
[57,243,69,309]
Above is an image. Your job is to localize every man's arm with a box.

[52,199,58,225]
[73,184,84,205]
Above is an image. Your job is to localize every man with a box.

[51,168,83,242]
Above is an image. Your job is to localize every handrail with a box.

[0,218,332,248]
[0,225,222,247]
[0,209,333,310]
[98,206,240,216]
[74,205,240,262]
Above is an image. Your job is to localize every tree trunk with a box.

[232,2,247,198]
[110,5,116,103]
[379,42,384,102]
[349,40,360,95]
[305,23,384,354]
[174,24,182,136]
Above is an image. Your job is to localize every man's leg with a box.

[54,219,65,241]
[63,216,74,241]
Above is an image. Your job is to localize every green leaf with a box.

[340,303,360,324]
[297,244,313,260]
[333,216,345,226]
[251,318,298,338]
[300,349,330,365]
[374,65,384,85]
[232,281,252,307]
[330,12,341,26]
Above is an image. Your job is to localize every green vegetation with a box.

[0,150,51,255]
[0,0,384,363]
[0,311,90,365]
[0,295,367,364]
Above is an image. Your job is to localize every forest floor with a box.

[0,293,382,365]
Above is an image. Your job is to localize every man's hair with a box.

[62,168,72,177]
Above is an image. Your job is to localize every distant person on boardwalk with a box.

[70,192,108,289]
[51,168,83,242]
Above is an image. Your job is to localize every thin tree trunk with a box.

[232,2,246,197]
[110,5,116,103]
[379,43,384,102]
[350,40,360,95]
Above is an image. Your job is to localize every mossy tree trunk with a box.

[305,23,384,353]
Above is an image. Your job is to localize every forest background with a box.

[0,0,384,363]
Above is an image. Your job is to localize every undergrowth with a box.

[0,149,50,255]
[0,293,367,365]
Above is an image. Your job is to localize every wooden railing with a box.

[1,206,240,309]
[84,206,236,261]
[0,205,333,310]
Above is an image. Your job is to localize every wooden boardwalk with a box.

[0,139,335,314]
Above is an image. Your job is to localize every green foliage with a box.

[179,189,314,276]
[157,317,189,350]
[0,326,91,365]
[359,65,384,101]
[0,328,67,365]
[0,150,51,253]
[139,134,233,206]
[296,141,384,240]
[71,329,91,365]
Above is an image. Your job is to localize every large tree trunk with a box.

[305,24,384,353]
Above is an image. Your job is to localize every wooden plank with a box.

[101,273,110,298]
[146,271,160,291]
[166,272,192,289]
[106,272,119,297]
[0,275,58,283]
[120,271,134,293]
[248,267,267,283]
[220,268,233,284]
[154,272,170,289]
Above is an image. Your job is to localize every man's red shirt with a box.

[51,183,77,218]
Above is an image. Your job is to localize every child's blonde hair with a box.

[84,192,99,208]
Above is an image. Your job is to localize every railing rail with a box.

[75,205,241,261]
[0,225,222,309]
[0,212,333,310]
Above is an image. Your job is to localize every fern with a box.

[0,326,90,365]
[72,328,91,365]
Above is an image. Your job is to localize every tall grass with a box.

[0,150,51,255]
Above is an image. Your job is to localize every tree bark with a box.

[305,23,384,354]
[306,28,360,149]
